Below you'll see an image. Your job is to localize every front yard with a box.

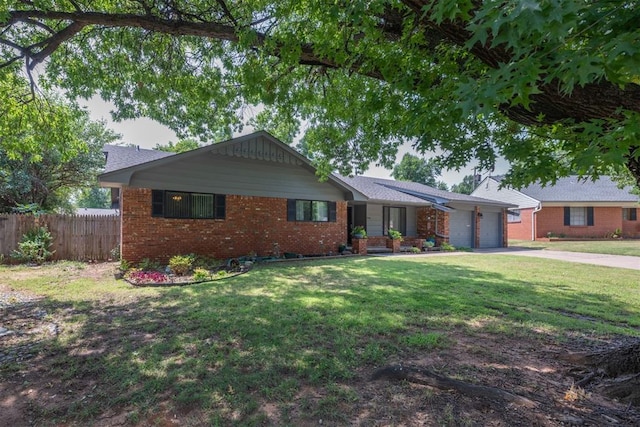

[1,255,640,425]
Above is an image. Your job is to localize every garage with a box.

[479,211,502,248]
[448,209,474,248]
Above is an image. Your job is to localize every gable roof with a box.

[338,175,513,208]
[494,175,638,203]
[99,131,361,199]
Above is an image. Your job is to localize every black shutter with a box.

[287,199,297,221]
[215,194,226,219]
[151,190,164,217]
[631,208,637,221]
[587,207,594,226]
[563,207,570,226]
[328,202,337,222]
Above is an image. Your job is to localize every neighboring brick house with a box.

[471,175,640,240]
[100,131,514,262]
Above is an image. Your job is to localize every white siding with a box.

[366,204,384,236]
[472,178,539,209]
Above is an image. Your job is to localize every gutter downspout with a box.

[532,203,542,241]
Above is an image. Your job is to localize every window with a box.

[507,209,521,223]
[623,208,637,221]
[287,199,337,222]
[564,207,594,226]
[151,190,225,219]
[383,206,406,235]
[570,207,586,226]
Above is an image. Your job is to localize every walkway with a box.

[474,247,640,270]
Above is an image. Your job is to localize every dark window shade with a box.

[563,207,570,226]
[152,190,164,216]
[215,194,226,219]
[151,190,225,219]
[632,208,638,221]
[587,207,594,226]
[287,199,297,221]
[328,202,337,222]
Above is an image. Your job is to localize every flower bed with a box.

[120,257,254,287]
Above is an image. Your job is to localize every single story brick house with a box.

[471,175,640,240]
[337,176,514,250]
[100,132,513,262]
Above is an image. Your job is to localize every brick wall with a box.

[535,206,623,238]
[416,207,449,245]
[508,207,535,240]
[622,218,640,238]
[121,188,347,263]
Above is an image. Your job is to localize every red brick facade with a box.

[121,187,347,263]
[416,207,449,246]
[534,206,638,239]
[507,207,535,240]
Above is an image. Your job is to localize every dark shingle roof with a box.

[102,145,174,173]
[338,175,511,206]
[516,176,638,202]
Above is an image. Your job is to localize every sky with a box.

[84,96,508,187]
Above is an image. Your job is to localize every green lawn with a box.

[510,239,640,257]
[1,256,639,425]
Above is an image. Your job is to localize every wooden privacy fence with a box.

[0,214,120,261]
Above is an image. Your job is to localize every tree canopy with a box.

[0,69,120,212]
[154,139,202,153]
[450,175,477,195]
[392,153,448,190]
[1,1,639,188]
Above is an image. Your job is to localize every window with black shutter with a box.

[564,207,593,226]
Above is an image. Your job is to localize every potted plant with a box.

[387,228,402,252]
[338,243,347,253]
[351,226,367,239]
[423,240,435,251]
[388,228,402,240]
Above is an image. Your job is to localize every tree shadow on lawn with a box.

[2,256,639,426]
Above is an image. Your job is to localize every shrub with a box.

[119,259,132,272]
[11,226,54,264]
[169,254,194,276]
[440,242,456,252]
[138,258,161,271]
[410,247,421,253]
[193,255,223,270]
[109,245,120,260]
[193,268,210,282]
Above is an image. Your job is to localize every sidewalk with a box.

[475,247,640,270]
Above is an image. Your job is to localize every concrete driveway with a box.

[475,247,640,270]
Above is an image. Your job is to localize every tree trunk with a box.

[561,340,640,406]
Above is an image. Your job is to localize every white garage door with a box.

[448,210,474,248]
[479,211,502,248]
